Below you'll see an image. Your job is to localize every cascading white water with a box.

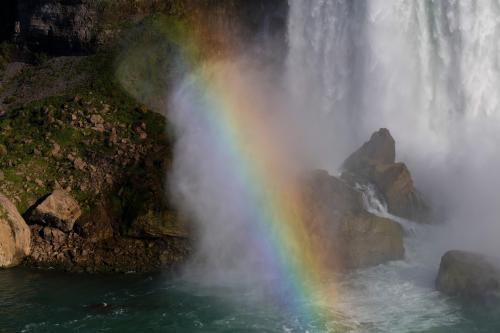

[288,1,500,330]
[288,0,500,255]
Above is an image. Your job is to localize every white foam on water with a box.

[321,184,459,332]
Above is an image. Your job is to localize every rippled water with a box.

[2,188,498,332]
[2,243,500,333]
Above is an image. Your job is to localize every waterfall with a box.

[287,0,500,255]
[288,0,500,161]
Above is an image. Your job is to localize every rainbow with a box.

[172,35,340,329]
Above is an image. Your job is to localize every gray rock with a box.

[436,250,500,301]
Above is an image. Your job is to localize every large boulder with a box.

[0,193,31,268]
[30,189,81,232]
[436,250,500,301]
[302,170,405,270]
[337,211,404,269]
[342,128,430,222]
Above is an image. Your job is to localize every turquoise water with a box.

[1,266,500,333]
[0,268,323,333]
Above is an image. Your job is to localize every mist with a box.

[167,0,500,290]
[168,57,304,286]
[287,0,500,258]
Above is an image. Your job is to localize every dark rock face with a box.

[342,128,430,222]
[13,0,288,55]
[436,250,500,301]
[16,0,98,54]
[302,170,404,270]
[0,0,16,41]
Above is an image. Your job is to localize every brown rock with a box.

[129,210,189,239]
[0,144,7,157]
[342,129,430,222]
[343,128,395,171]
[42,226,67,245]
[73,157,86,171]
[0,193,31,268]
[90,114,104,125]
[370,163,429,220]
[337,211,404,269]
[302,170,405,270]
[30,189,81,232]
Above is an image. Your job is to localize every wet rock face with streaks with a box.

[342,128,431,223]
[302,169,404,271]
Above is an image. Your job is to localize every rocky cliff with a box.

[8,0,287,55]
[0,0,287,273]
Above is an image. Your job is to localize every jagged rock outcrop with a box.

[436,250,500,301]
[343,128,396,169]
[30,189,82,232]
[302,170,404,270]
[342,128,430,222]
[0,193,31,268]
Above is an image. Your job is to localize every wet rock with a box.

[0,193,31,268]
[302,170,404,270]
[30,189,81,232]
[337,211,404,269]
[369,162,429,220]
[342,128,430,222]
[436,250,500,301]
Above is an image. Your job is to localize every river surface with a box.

[2,233,500,333]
